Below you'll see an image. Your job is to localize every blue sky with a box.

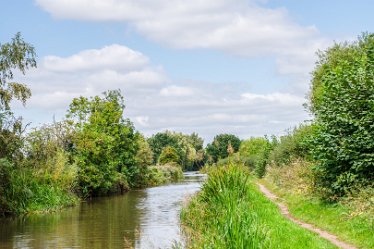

[2,0,373,142]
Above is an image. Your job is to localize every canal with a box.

[0,172,206,249]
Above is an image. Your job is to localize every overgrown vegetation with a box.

[181,164,337,249]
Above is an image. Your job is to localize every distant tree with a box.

[135,134,153,167]
[148,131,205,170]
[148,131,179,164]
[159,146,180,165]
[206,134,241,163]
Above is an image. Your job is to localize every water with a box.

[0,172,206,249]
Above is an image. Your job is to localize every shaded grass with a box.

[181,164,337,249]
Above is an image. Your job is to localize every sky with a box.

[1,0,373,142]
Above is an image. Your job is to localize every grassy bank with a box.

[263,160,374,249]
[0,161,183,216]
[181,164,337,249]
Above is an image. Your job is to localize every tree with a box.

[0,33,36,161]
[206,134,241,163]
[309,33,374,197]
[159,146,180,165]
[148,131,179,164]
[147,131,205,170]
[66,90,138,196]
[135,134,153,167]
[0,32,36,112]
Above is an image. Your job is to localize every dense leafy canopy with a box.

[158,146,180,165]
[309,33,374,196]
[148,131,204,170]
[206,134,241,163]
[66,90,138,196]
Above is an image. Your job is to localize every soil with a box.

[257,183,357,249]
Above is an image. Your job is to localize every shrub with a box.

[309,33,374,197]
[269,124,315,167]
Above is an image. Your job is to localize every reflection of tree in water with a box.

[0,190,145,249]
[0,174,205,249]
[77,191,145,249]
[0,205,82,248]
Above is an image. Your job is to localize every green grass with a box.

[181,164,338,249]
[261,179,374,249]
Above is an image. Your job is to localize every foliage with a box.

[268,124,315,167]
[135,134,153,167]
[0,114,25,161]
[148,131,204,170]
[0,157,77,216]
[309,33,374,197]
[0,32,35,111]
[66,90,138,197]
[239,136,273,177]
[205,133,241,163]
[182,164,337,249]
[147,164,184,186]
[158,146,180,165]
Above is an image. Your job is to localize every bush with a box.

[239,137,273,177]
[147,164,184,186]
[269,124,315,167]
[309,33,374,197]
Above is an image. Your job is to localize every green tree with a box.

[148,131,204,170]
[148,131,179,164]
[135,134,153,167]
[206,134,241,163]
[239,137,272,177]
[0,33,36,161]
[67,90,138,196]
[159,146,180,165]
[0,32,35,111]
[309,33,374,197]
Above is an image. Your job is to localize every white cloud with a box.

[36,0,320,56]
[241,92,304,106]
[35,0,334,96]
[43,44,149,72]
[160,86,194,97]
[15,44,167,110]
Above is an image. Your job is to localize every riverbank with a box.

[1,164,183,217]
[181,164,338,248]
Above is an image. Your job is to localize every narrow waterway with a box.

[0,172,206,249]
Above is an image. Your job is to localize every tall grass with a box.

[181,163,337,249]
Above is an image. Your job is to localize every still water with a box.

[0,172,206,249]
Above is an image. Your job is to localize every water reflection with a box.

[0,172,205,249]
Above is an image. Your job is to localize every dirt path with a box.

[257,183,357,249]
